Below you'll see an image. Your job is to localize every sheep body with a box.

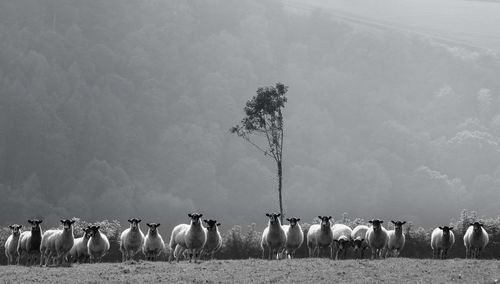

[430,226,455,259]
[40,229,58,266]
[168,214,206,263]
[87,226,110,263]
[17,219,43,266]
[261,213,287,260]
[4,225,22,265]
[351,225,369,259]
[386,221,406,257]
[202,220,222,260]
[463,222,489,259]
[69,227,91,263]
[120,218,145,262]
[143,223,165,261]
[332,223,353,260]
[306,216,333,258]
[281,218,303,259]
[44,220,75,266]
[366,219,389,259]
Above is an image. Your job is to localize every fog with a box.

[1,0,500,231]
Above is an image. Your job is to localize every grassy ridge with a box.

[1,258,499,283]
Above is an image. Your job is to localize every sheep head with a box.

[266,213,281,225]
[438,226,453,237]
[369,219,384,232]
[286,217,301,228]
[60,219,76,231]
[9,224,22,235]
[146,223,161,234]
[352,237,364,252]
[188,213,203,225]
[391,220,406,233]
[318,216,332,229]
[334,235,351,250]
[203,220,220,231]
[27,219,42,232]
[471,222,484,234]
[89,225,101,237]
[128,218,142,230]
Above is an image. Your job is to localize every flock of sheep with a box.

[261,213,490,261]
[3,212,491,266]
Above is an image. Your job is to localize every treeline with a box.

[2,210,500,264]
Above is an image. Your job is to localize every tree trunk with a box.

[277,160,283,223]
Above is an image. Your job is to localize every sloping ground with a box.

[1,258,499,283]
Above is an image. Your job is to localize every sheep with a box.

[17,219,43,266]
[463,222,489,259]
[281,217,304,259]
[120,218,145,262]
[39,229,59,266]
[351,225,369,259]
[202,219,222,260]
[332,223,353,260]
[4,224,22,265]
[69,226,92,263]
[44,219,76,266]
[261,213,287,260]
[168,213,207,263]
[87,225,110,263]
[142,223,165,261]
[366,219,389,260]
[430,226,455,259]
[306,216,334,258]
[386,220,406,257]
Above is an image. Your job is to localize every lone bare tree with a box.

[231,83,288,221]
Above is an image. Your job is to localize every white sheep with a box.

[281,217,304,259]
[45,219,75,266]
[69,226,92,263]
[463,222,489,259]
[430,226,455,259]
[39,229,59,266]
[120,218,145,262]
[366,219,389,259]
[261,213,287,260]
[351,225,369,259]
[168,213,207,263]
[332,223,353,260]
[143,223,165,261]
[17,219,43,266]
[386,220,406,257]
[87,225,110,263]
[202,219,222,260]
[4,224,22,265]
[306,216,334,258]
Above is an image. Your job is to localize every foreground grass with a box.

[1,258,500,283]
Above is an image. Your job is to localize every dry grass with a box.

[1,258,500,283]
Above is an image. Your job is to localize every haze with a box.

[1,0,499,231]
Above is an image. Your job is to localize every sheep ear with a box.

[449,226,454,230]
[97,226,100,230]
[328,216,332,219]
[156,223,160,227]
[286,218,291,222]
[198,214,203,218]
[369,220,373,224]
[128,219,132,223]
[203,220,209,224]
[438,226,443,230]
[137,219,142,223]
[276,214,281,217]
[70,220,76,224]
[297,218,301,222]
[188,214,193,218]
[391,220,396,225]
[9,225,14,229]
[318,216,322,220]
[217,223,221,226]
[402,221,407,225]
[60,219,64,223]
[266,213,272,217]
[146,223,152,227]
[380,221,384,224]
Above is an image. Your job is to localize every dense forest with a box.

[1,0,500,231]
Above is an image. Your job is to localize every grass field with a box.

[1,258,500,283]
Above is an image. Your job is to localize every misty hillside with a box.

[1,0,500,229]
